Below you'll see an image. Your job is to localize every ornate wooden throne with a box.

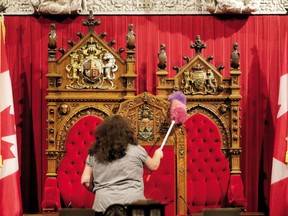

[155,35,246,214]
[42,12,246,216]
[43,12,177,215]
[43,11,138,211]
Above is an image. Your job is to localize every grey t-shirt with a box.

[85,144,148,212]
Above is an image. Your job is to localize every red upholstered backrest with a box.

[184,113,230,214]
[143,145,175,216]
[57,116,103,208]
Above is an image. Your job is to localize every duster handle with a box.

[160,120,175,150]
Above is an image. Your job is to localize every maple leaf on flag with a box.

[1,105,17,161]
[1,140,14,161]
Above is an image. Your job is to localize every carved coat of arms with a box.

[65,37,118,89]
[181,64,218,95]
[137,105,154,141]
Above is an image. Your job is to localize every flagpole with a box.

[0,14,3,168]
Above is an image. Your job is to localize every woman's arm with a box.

[144,148,163,171]
[81,165,93,191]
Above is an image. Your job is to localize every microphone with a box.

[67,186,83,208]
[179,195,192,216]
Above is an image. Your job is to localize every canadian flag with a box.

[269,35,288,215]
[0,16,22,216]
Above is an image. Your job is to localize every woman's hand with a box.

[145,148,164,171]
[154,148,164,159]
[81,166,93,191]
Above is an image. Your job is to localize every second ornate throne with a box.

[156,34,246,214]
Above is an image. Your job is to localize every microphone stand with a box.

[179,195,192,216]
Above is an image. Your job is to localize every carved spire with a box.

[158,43,167,70]
[82,10,101,32]
[230,42,240,69]
[190,35,206,55]
[126,24,136,62]
[48,23,57,61]
[126,24,136,50]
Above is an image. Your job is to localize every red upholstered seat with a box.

[227,175,247,207]
[44,112,246,215]
[185,113,231,214]
[57,116,103,208]
[55,115,176,214]
[143,146,175,216]
[42,177,61,212]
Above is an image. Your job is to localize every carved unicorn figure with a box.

[101,52,118,89]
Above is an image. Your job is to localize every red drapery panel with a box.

[3,15,288,214]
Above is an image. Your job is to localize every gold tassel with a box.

[0,155,3,167]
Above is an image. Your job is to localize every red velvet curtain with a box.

[3,15,288,214]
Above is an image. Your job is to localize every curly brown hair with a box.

[88,115,137,164]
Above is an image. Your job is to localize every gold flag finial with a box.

[0,14,5,43]
[0,155,3,167]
